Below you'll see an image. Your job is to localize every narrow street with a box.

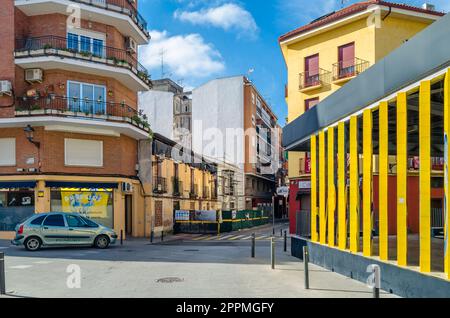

[0,223,397,298]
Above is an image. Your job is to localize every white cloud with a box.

[174,3,259,38]
[139,30,225,79]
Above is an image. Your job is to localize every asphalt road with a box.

[0,223,398,298]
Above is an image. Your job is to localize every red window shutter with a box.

[305,97,320,111]
[305,54,319,76]
[339,43,355,68]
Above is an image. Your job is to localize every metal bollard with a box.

[120,230,123,246]
[303,246,310,290]
[284,230,287,252]
[280,228,283,237]
[367,264,381,298]
[271,237,275,270]
[150,231,154,244]
[161,231,164,242]
[0,252,5,295]
[251,233,256,258]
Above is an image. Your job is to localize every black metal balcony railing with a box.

[15,95,150,132]
[333,57,369,81]
[173,178,183,197]
[190,184,199,199]
[299,68,331,90]
[68,0,149,37]
[153,177,167,194]
[15,36,151,87]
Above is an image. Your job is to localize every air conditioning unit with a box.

[122,182,134,193]
[422,3,436,11]
[0,80,12,96]
[125,37,137,54]
[25,69,43,83]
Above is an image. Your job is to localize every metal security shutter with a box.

[0,138,16,166]
[64,138,103,167]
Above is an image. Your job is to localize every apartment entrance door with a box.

[125,195,133,236]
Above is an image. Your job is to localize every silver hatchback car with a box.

[11,212,118,251]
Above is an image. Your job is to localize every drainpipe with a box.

[382,5,392,21]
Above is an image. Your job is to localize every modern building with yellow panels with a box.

[279,1,443,232]
[151,134,220,237]
[283,11,450,297]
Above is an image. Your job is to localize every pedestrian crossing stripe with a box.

[256,236,269,240]
[217,235,234,240]
[192,235,212,241]
[228,235,246,240]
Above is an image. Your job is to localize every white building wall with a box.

[192,76,245,168]
[138,91,174,140]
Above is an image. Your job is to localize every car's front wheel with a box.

[24,237,42,251]
[94,235,110,249]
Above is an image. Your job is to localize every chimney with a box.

[422,3,436,11]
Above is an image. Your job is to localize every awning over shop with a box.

[283,12,450,151]
[45,181,119,189]
[0,181,37,188]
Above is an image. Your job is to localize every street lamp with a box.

[24,125,40,148]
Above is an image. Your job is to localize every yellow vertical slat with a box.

[338,122,346,250]
[363,109,373,257]
[397,92,408,267]
[319,131,326,245]
[328,127,336,247]
[311,135,318,242]
[350,116,359,253]
[379,101,389,261]
[420,80,431,273]
[444,69,450,279]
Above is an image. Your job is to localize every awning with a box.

[0,181,37,189]
[45,181,119,189]
[283,13,450,151]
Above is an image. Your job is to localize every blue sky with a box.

[138,0,450,126]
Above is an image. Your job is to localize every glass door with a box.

[81,84,94,113]
[67,81,106,115]
[93,86,106,115]
[68,82,81,112]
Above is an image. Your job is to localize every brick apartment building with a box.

[0,0,153,239]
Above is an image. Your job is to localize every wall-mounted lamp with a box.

[24,125,40,148]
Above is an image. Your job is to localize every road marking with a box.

[228,235,246,241]
[217,235,234,241]
[0,247,9,249]
[85,251,100,254]
[192,236,211,241]
[33,261,52,265]
[9,265,32,269]
[241,236,253,240]
[256,235,269,240]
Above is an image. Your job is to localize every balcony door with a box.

[304,54,319,86]
[67,32,105,58]
[338,42,355,78]
[67,81,106,115]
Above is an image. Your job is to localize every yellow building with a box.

[280,1,443,182]
[282,4,450,296]
[150,134,220,237]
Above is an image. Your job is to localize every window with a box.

[304,54,319,87]
[31,215,46,226]
[305,98,320,112]
[65,138,103,167]
[67,81,106,114]
[67,32,104,57]
[80,216,99,228]
[66,215,86,228]
[338,42,355,78]
[43,214,65,227]
[0,189,35,231]
[0,138,15,166]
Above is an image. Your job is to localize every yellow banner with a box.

[61,191,110,218]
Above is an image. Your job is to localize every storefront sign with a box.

[276,186,289,197]
[175,210,190,221]
[298,181,311,189]
[61,190,110,218]
[194,210,217,222]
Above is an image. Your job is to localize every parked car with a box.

[11,212,118,251]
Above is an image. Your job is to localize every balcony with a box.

[153,177,167,194]
[13,95,151,138]
[189,184,199,199]
[14,0,150,44]
[15,36,151,91]
[256,107,273,128]
[299,68,331,92]
[332,58,369,84]
[173,178,183,197]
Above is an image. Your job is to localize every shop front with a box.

[0,181,36,232]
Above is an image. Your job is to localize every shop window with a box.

[50,188,113,228]
[65,138,103,167]
[0,138,16,166]
[0,189,35,231]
